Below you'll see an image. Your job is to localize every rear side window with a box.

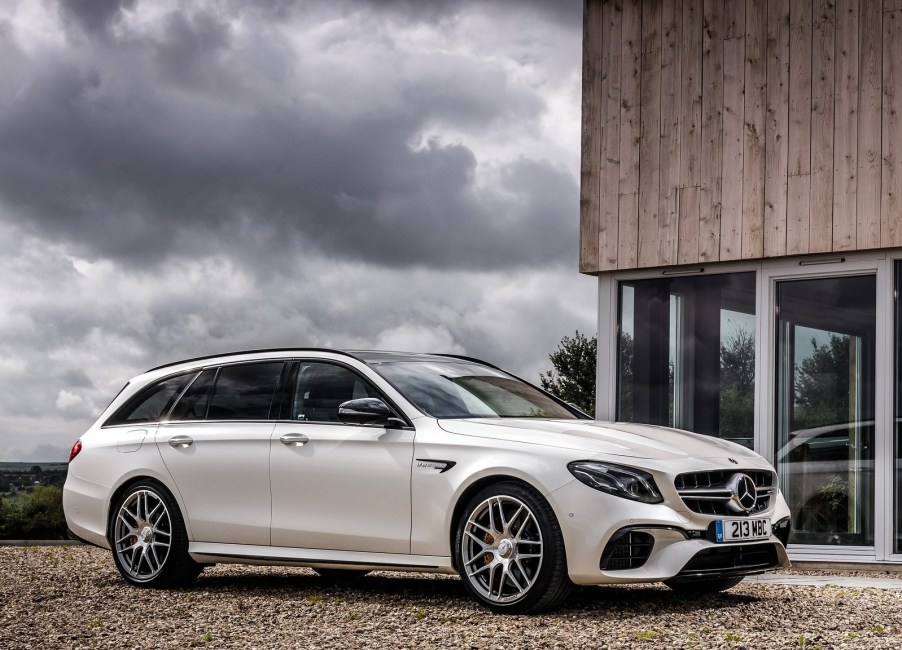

[207,362,283,420]
[105,372,196,426]
[168,368,217,421]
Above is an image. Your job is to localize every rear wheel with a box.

[454,482,571,613]
[110,480,202,587]
[664,576,744,594]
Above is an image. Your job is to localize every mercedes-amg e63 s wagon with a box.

[64,349,791,613]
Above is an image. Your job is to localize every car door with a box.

[270,360,414,553]
[157,361,284,546]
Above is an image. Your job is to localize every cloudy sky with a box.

[0,0,594,461]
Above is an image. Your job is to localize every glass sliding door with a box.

[775,275,876,546]
[896,262,902,554]
[617,272,756,447]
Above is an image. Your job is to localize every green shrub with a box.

[0,486,67,539]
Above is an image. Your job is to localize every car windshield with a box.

[372,360,578,419]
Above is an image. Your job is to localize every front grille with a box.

[677,543,780,577]
[600,530,654,571]
[675,469,776,516]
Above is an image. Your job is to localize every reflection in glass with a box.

[775,276,875,546]
[617,272,756,447]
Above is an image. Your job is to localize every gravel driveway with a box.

[3,546,901,649]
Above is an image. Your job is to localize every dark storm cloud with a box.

[240,0,582,28]
[58,0,137,37]
[0,0,592,460]
[0,0,577,272]
[360,0,582,26]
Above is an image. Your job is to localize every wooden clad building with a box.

[581,0,902,565]
[581,0,902,273]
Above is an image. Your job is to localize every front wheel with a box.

[454,482,572,613]
[110,480,202,587]
[664,575,744,594]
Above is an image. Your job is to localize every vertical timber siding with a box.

[580,0,902,272]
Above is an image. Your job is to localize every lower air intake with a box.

[600,530,654,571]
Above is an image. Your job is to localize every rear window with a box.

[168,368,217,421]
[105,372,196,426]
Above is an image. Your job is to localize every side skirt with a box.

[188,542,457,574]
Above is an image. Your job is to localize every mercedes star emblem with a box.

[726,473,758,513]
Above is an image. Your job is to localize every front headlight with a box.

[567,461,663,504]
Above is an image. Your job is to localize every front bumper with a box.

[548,476,792,586]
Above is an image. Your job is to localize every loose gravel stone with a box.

[3,546,902,649]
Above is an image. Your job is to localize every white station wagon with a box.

[64,349,791,612]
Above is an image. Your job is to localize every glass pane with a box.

[720,309,756,444]
[618,285,635,421]
[106,372,195,425]
[373,361,576,419]
[617,272,756,447]
[775,275,875,546]
[294,362,380,422]
[168,368,216,421]
[896,262,902,553]
[208,362,283,420]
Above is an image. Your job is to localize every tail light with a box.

[68,439,83,462]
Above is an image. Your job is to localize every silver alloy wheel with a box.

[460,495,544,604]
[113,489,173,582]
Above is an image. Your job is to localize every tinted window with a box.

[293,362,379,422]
[207,362,283,420]
[618,272,756,448]
[106,373,196,426]
[168,368,216,421]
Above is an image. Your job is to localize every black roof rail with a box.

[145,348,361,373]
[433,353,499,370]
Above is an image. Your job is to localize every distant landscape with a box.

[0,462,68,539]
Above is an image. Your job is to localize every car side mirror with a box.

[337,398,406,428]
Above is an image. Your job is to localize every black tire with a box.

[454,481,572,613]
[109,480,203,588]
[663,575,744,594]
[313,568,371,581]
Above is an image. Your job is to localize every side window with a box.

[168,368,217,421]
[293,362,379,423]
[105,372,196,426]
[207,362,283,420]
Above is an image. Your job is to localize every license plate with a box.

[715,518,771,543]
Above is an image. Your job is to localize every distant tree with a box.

[30,465,42,475]
[719,328,756,440]
[20,486,66,539]
[0,496,23,538]
[794,334,850,430]
[618,333,633,421]
[540,331,597,415]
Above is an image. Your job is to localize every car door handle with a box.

[280,432,309,446]
[168,435,194,448]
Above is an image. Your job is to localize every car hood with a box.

[436,418,758,460]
